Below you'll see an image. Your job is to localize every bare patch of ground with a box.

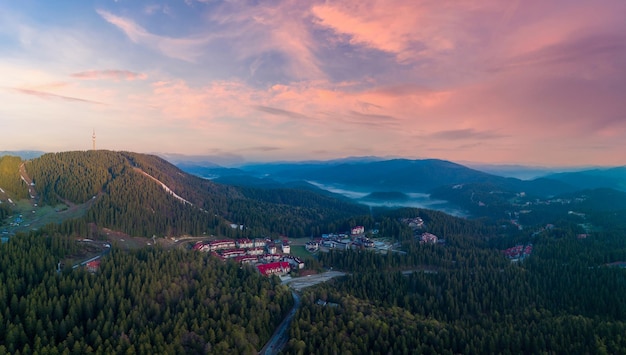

[282,270,347,291]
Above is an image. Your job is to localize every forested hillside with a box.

[0,155,29,200]
[22,151,368,237]
[26,151,127,205]
[0,233,292,353]
[282,208,626,354]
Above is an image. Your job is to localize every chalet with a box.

[253,238,267,248]
[209,239,236,251]
[257,261,291,276]
[235,255,259,264]
[266,243,277,254]
[327,241,349,250]
[281,242,291,254]
[237,238,254,249]
[86,259,100,273]
[305,241,319,252]
[260,254,282,262]
[247,247,264,256]
[503,244,533,261]
[283,255,305,269]
[222,249,246,258]
[351,226,365,235]
[401,217,424,229]
[420,233,438,244]
[192,242,205,251]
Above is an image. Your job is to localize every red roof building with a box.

[208,239,236,251]
[257,261,291,276]
[235,255,259,264]
[86,259,101,273]
[221,249,247,258]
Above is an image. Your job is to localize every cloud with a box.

[97,3,326,81]
[207,1,325,81]
[348,110,396,121]
[494,33,626,72]
[12,88,104,105]
[144,4,171,15]
[310,0,484,64]
[252,105,311,121]
[429,129,505,140]
[238,146,282,152]
[71,70,147,81]
[96,9,213,62]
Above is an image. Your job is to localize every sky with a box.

[1,0,625,167]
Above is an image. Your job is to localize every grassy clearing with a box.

[4,198,91,234]
[290,245,315,260]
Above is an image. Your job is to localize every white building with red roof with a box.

[257,261,291,276]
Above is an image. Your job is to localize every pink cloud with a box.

[310,0,506,64]
[207,1,325,80]
[87,1,626,165]
[71,70,147,81]
[12,88,104,105]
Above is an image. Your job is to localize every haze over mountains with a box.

[169,155,625,213]
[3,150,625,226]
[168,153,625,189]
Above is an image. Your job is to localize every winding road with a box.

[258,291,300,355]
[258,271,346,354]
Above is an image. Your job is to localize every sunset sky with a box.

[1,0,625,166]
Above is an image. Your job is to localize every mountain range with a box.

[172,156,626,220]
[2,151,625,239]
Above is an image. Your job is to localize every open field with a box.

[1,199,92,235]
[288,237,312,246]
[289,245,315,259]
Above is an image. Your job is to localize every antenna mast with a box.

[92,129,96,150]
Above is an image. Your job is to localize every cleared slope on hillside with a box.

[23,151,367,237]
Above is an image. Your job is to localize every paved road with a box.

[258,271,346,354]
[258,291,300,355]
[282,270,346,291]
[71,244,111,269]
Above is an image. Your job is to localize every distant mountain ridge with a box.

[236,158,578,196]
[165,155,626,221]
[543,167,626,191]
[0,150,45,160]
[174,157,626,221]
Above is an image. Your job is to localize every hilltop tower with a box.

[92,129,96,150]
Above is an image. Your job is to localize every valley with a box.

[1,151,626,353]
